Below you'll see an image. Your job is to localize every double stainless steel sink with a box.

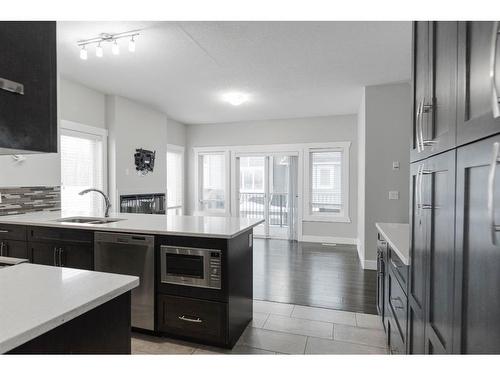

[55,217,125,225]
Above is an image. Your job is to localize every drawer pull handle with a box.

[488,142,500,245]
[391,297,405,310]
[0,230,10,233]
[178,315,203,323]
[0,77,24,95]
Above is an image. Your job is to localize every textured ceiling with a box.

[57,21,411,124]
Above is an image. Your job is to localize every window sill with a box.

[303,215,352,223]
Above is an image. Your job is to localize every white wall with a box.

[357,82,411,268]
[357,88,366,263]
[106,95,168,206]
[0,77,106,188]
[167,118,186,147]
[185,115,358,241]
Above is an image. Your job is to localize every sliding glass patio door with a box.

[236,154,298,240]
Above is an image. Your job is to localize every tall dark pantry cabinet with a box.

[408,21,500,354]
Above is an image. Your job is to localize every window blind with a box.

[310,150,342,213]
[60,129,104,215]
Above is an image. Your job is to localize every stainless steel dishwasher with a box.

[94,232,155,331]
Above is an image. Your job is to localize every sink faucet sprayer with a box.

[79,188,111,218]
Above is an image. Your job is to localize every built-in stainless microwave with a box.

[160,245,222,289]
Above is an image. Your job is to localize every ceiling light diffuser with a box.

[222,92,250,106]
[79,46,88,60]
[96,43,103,57]
[112,40,120,55]
[128,37,136,52]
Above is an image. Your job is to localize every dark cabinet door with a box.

[412,21,458,161]
[457,22,500,146]
[454,134,500,354]
[30,241,58,266]
[0,239,28,259]
[411,21,431,162]
[426,22,458,154]
[423,150,456,354]
[60,243,93,270]
[0,21,57,153]
[408,161,428,353]
[30,241,93,270]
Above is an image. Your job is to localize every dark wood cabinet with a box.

[156,230,253,348]
[376,233,387,325]
[423,150,456,354]
[0,224,28,259]
[30,241,58,266]
[453,134,500,354]
[0,239,28,259]
[411,21,430,161]
[408,151,456,354]
[0,21,57,154]
[157,294,227,345]
[457,22,500,146]
[408,160,427,354]
[409,20,500,355]
[30,241,93,270]
[411,21,458,162]
[28,227,94,270]
[387,268,408,354]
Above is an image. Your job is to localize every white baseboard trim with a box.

[301,235,358,245]
[361,259,377,270]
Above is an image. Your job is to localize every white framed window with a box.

[195,150,230,215]
[166,144,184,215]
[303,142,350,222]
[60,120,107,215]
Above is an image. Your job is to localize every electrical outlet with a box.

[389,191,399,200]
[392,161,400,170]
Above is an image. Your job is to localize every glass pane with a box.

[269,156,289,229]
[167,150,183,214]
[60,133,103,215]
[239,156,265,234]
[201,153,225,210]
[310,151,342,214]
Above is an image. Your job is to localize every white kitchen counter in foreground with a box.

[0,211,263,239]
[0,263,139,354]
[375,222,410,265]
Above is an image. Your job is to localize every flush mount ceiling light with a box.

[221,92,250,106]
[77,30,140,60]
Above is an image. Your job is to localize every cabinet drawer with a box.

[158,294,227,345]
[388,269,408,349]
[388,247,408,293]
[0,224,27,241]
[0,239,28,259]
[29,227,93,244]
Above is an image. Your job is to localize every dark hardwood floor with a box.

[253,239,377,314]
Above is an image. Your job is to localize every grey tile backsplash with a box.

[0,186,61,216]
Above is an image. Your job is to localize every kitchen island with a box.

[0,263,138,354]
[0,211,262,349]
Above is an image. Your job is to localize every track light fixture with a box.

[77,30,140,60]
[95,43,103,58]
[79,45,88,60]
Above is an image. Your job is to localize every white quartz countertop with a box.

[375,222,410,265]
[0,263,139,353]
[0,211,263,239]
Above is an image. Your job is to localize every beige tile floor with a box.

[132,300,389,355]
